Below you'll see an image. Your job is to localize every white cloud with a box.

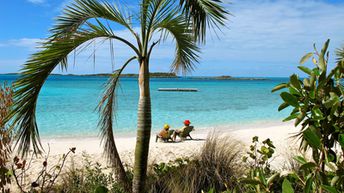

[2,0,344,76]
[222,0,344,51]
[194,0,344,76]
[0,38,42,50]
[27,0,45,4]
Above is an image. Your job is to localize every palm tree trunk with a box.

[132,59,151,193]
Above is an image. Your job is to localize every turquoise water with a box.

[0,75,289,137]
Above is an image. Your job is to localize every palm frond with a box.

[144,0,175,48]
[154,14,200,74]
[97,56,137,166]
[179,0,229,42]
[10,26,121,157]
[50,0,138,43]
[140,0,155,42]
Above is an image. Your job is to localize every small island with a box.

[68,72,178,78]
[2,72,178,78]
[189,75,268,81]
[2,73,268,80]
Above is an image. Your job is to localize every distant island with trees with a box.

[2,73,268,80]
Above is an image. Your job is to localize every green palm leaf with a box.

[97,56,137,190]
[154,14,200,74]
[11,25,132,156]
[97,56,136,165]
[179,0,229,42]
[51,0,133,37]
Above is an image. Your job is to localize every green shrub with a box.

[240,136,280,193]
[273,39,344,192]
[55,153,127,193]
[147,134,243,193]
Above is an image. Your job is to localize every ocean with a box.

[0,74,290,137]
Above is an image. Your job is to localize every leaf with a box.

[321,185,338,193]
[295,112,306,126]
[318,39,330,71]
[303,127,321,149]
[267,173,279,185]
[289,87,300,96]
[293,156,307,164]
[240,178,260,185]
[311,106,324,120]
[206,188,215,193]
[312,68,320,76]
[298,66,312,75]
[278,102,290,111]
[282,179,294,193]
[5,169,13,177]
[312,57,317,64]
[320,39,330,57]
[310,72,316,88]
[318,56,326,72]
[326,162,337,172]
[303,78,310,89]
[258,171,267,186]
[331,176,339,186]
[290,74,301,90]
[283,113,299,122]
[280,92,299,107]
[327,149,337,163]
[304,177,313,193]
[338,134,344,148]
[272,83,288,92]
[300,52,313,64]
[284,172,300,180]
[309,90,315,99]
[260,146,269,154]
[300,162,317,171]
[94,185,109,193]
[330,102,339,117]
[324,92,339,109]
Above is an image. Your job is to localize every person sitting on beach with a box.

[156,124,173,142]
[172,120,194,141]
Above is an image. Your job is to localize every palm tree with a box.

[10,0,228,192]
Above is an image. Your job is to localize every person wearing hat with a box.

[172,120,194,141]
[156,124,172,142]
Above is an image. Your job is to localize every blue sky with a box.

[0,0,344,77]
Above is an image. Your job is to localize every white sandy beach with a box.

[29,122,301,169]
[9,122,303,191]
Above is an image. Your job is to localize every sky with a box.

[0,0,344,77]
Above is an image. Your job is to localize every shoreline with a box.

[37,119,288,140]
[35,121,300,166]
[12,121,301,183]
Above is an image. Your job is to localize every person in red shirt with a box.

[173,120,194,141]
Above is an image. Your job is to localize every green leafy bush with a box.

[56,153,128,193]
[273,39,344,192]
[241,136,280,193]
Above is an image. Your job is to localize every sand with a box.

[32,121,301,168]
[9,121,302,190]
